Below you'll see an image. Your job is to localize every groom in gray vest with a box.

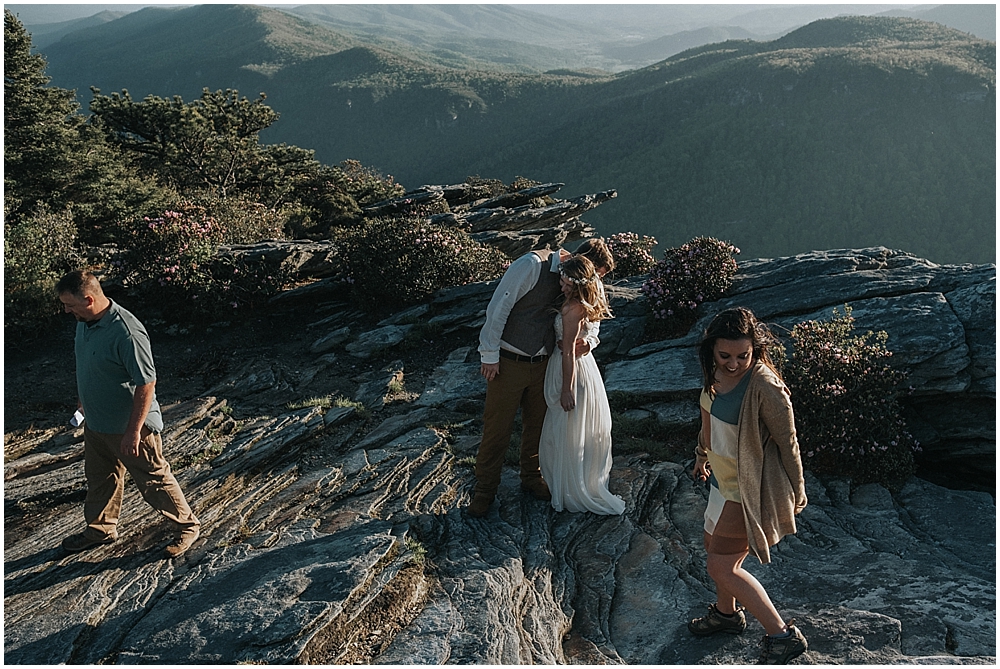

[468,238,615,518]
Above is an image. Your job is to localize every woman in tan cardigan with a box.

[689,308,809,665]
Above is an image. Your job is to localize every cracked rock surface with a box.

[5,248,994,664]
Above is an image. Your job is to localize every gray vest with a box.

[501,250,562,356]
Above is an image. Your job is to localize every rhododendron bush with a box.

[113,205,290,320]
[784,306,919,488]
[607,232,657,278]
[641,236,739,335]
[334,215,508,309]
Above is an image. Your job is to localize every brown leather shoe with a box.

[521,478,551,501]
[466,493,493,518]
[164,526,200,558]
[61,532,115,553]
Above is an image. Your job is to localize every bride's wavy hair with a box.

[560,256,612,321]
[698,307,781,394]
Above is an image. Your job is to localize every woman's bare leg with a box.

[706,501,786,635]
[703,530,739,615]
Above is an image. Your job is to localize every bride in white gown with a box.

[539,256,625,515]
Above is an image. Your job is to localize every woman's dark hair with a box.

[699,307,781,394]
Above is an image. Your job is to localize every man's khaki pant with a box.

[82,426,199,540]
[475,356,549,499]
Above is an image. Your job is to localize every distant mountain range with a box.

[522,3,995,41]
[10,9,129,48]
[13,4,996,67]
[880,3,996,40]
[10,4,996,264]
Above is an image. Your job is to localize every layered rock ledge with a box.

[4,247,995,664]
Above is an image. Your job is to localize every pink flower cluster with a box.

[785,307,919,484]
[607,232,657,277]
[641,237,739,321]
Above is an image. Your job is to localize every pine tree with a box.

[4,10,85,220]
[90,87,365,231]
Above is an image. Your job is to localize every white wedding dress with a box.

[538,316,625,515]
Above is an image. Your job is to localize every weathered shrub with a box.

[784,306,919,488]
[112,204,290,321]
[509,176,541,191]
[336,216,508,309]
[4,205,81,333]
[607,231,657,278]
[641,236,739,333]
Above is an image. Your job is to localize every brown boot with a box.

[164,526,200,558]
[466,492,494,518]
[62,531,115,554]
[520,478,551,501]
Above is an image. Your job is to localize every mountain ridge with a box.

[23,3,993,73]
[26,6,1000,264]
[44,5,358,95]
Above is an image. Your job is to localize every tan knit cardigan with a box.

[735,362,808,564]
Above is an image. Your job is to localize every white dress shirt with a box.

[478,251,599,364]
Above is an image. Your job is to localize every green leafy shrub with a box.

[464,175,506,199]
[282,158,401,239]
[336,215,508,309]
[607,231,658,278]
[278,160,366,239]
[784,306,919,488]
[340,159,405,207]
[200,195,287,244]
[112,204,290,321]
[4,205,81,333]
[641,236,740,333]
[114,205,222,292]
[283,198,359,239]
[204,254,291,313]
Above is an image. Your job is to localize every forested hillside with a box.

[21,6,999,263]
[498,17,996,263]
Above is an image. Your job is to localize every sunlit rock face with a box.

[5,247,994,664]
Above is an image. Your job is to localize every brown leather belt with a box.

[499,349,549,364]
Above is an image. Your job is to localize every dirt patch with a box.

[299,563,431,664]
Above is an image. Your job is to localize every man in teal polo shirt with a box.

[56,271,200,558]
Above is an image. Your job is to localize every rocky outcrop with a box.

[4,247,994,664]
[601,248,995,490]
[221,182,611,275]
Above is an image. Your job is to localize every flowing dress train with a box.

[538,318,625,515]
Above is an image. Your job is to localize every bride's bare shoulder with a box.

[561,300,586,318]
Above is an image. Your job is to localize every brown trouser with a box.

[475,356,549,499]
[82,426,199,540]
